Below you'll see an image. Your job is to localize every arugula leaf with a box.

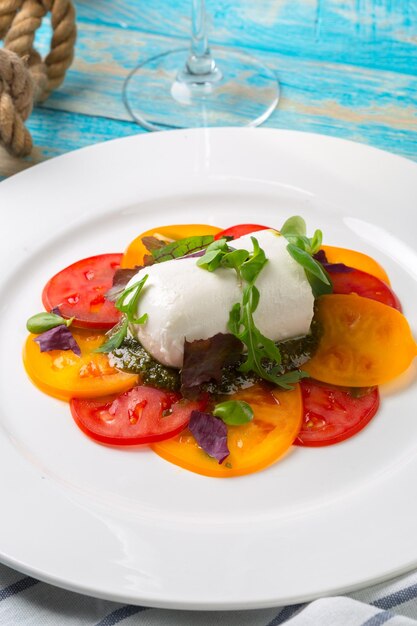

[226,238,305,389]
[240,237,268,283]
[198,234,308,389]
[115,275,149,324]
[95,318,129,353]
[152,235,214,263]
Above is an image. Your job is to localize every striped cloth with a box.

[1,563,417,625]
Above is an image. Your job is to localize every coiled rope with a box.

[0,0,76,157]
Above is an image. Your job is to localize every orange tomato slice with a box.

[303,294,417,386]
[23,330,138,401]
[321,245,391,284]
[122,224,222,268]
[152,384,303,478]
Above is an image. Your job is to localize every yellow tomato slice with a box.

[304,294,417,386]
[152,384,303,478]
[23,330,138,401]
[121,224,222,268]
[321,245,391,284]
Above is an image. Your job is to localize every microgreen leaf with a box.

[115,275,149,324]
[26,312,71,334]
[152,235,214,263]
[286,244,331,285]
[280,216,322,256]
[280,216,307,238]
[95,317,129,353]
[213,400,254,425]
[220,249,248,272]
[196,238,229,271]
[309,229,323,254]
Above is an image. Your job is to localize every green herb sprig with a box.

[280,216,332,297]
[197,236,306,389]
[227,237,307,389]
[213,400,254,425]
[97,275,149,354]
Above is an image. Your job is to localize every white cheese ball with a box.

[126,229,314,368]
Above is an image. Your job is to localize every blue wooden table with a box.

[0,0,416,180]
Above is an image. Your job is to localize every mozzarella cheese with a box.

[126,229,314,368]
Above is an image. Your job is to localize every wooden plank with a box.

[39,24,417,146]
[74,0,417,75]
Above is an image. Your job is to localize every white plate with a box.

[1,128,417,610]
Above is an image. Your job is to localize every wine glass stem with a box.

[186,0,217,76]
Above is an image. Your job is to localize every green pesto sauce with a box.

[109,337,180,391]
[109,320,321,394]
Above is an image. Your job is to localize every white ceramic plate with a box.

[1,128,417,610]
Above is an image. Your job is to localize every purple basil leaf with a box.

[50,306,61,316]
[313,251,354,274]
[34,325,81,356]
[181,333,243,394]
[189,411,230,464]
[313,250,327,264]
[106,267,141,302]
[324,262,354,274]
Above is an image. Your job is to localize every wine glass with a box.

[123,0,279,130]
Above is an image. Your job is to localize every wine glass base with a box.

[123,48,280,131]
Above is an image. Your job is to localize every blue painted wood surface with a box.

[0,0,416,180]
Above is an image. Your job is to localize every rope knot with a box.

[0,0,76,157]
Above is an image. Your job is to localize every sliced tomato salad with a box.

[42,253,122,330]
[295,380,379,447]
[70,387,204,445]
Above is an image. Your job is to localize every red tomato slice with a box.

[42,254,122,330]
[70,386,204,445]
[294,380,380,447]
[214,224,269,240]
[330,268,402,311]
